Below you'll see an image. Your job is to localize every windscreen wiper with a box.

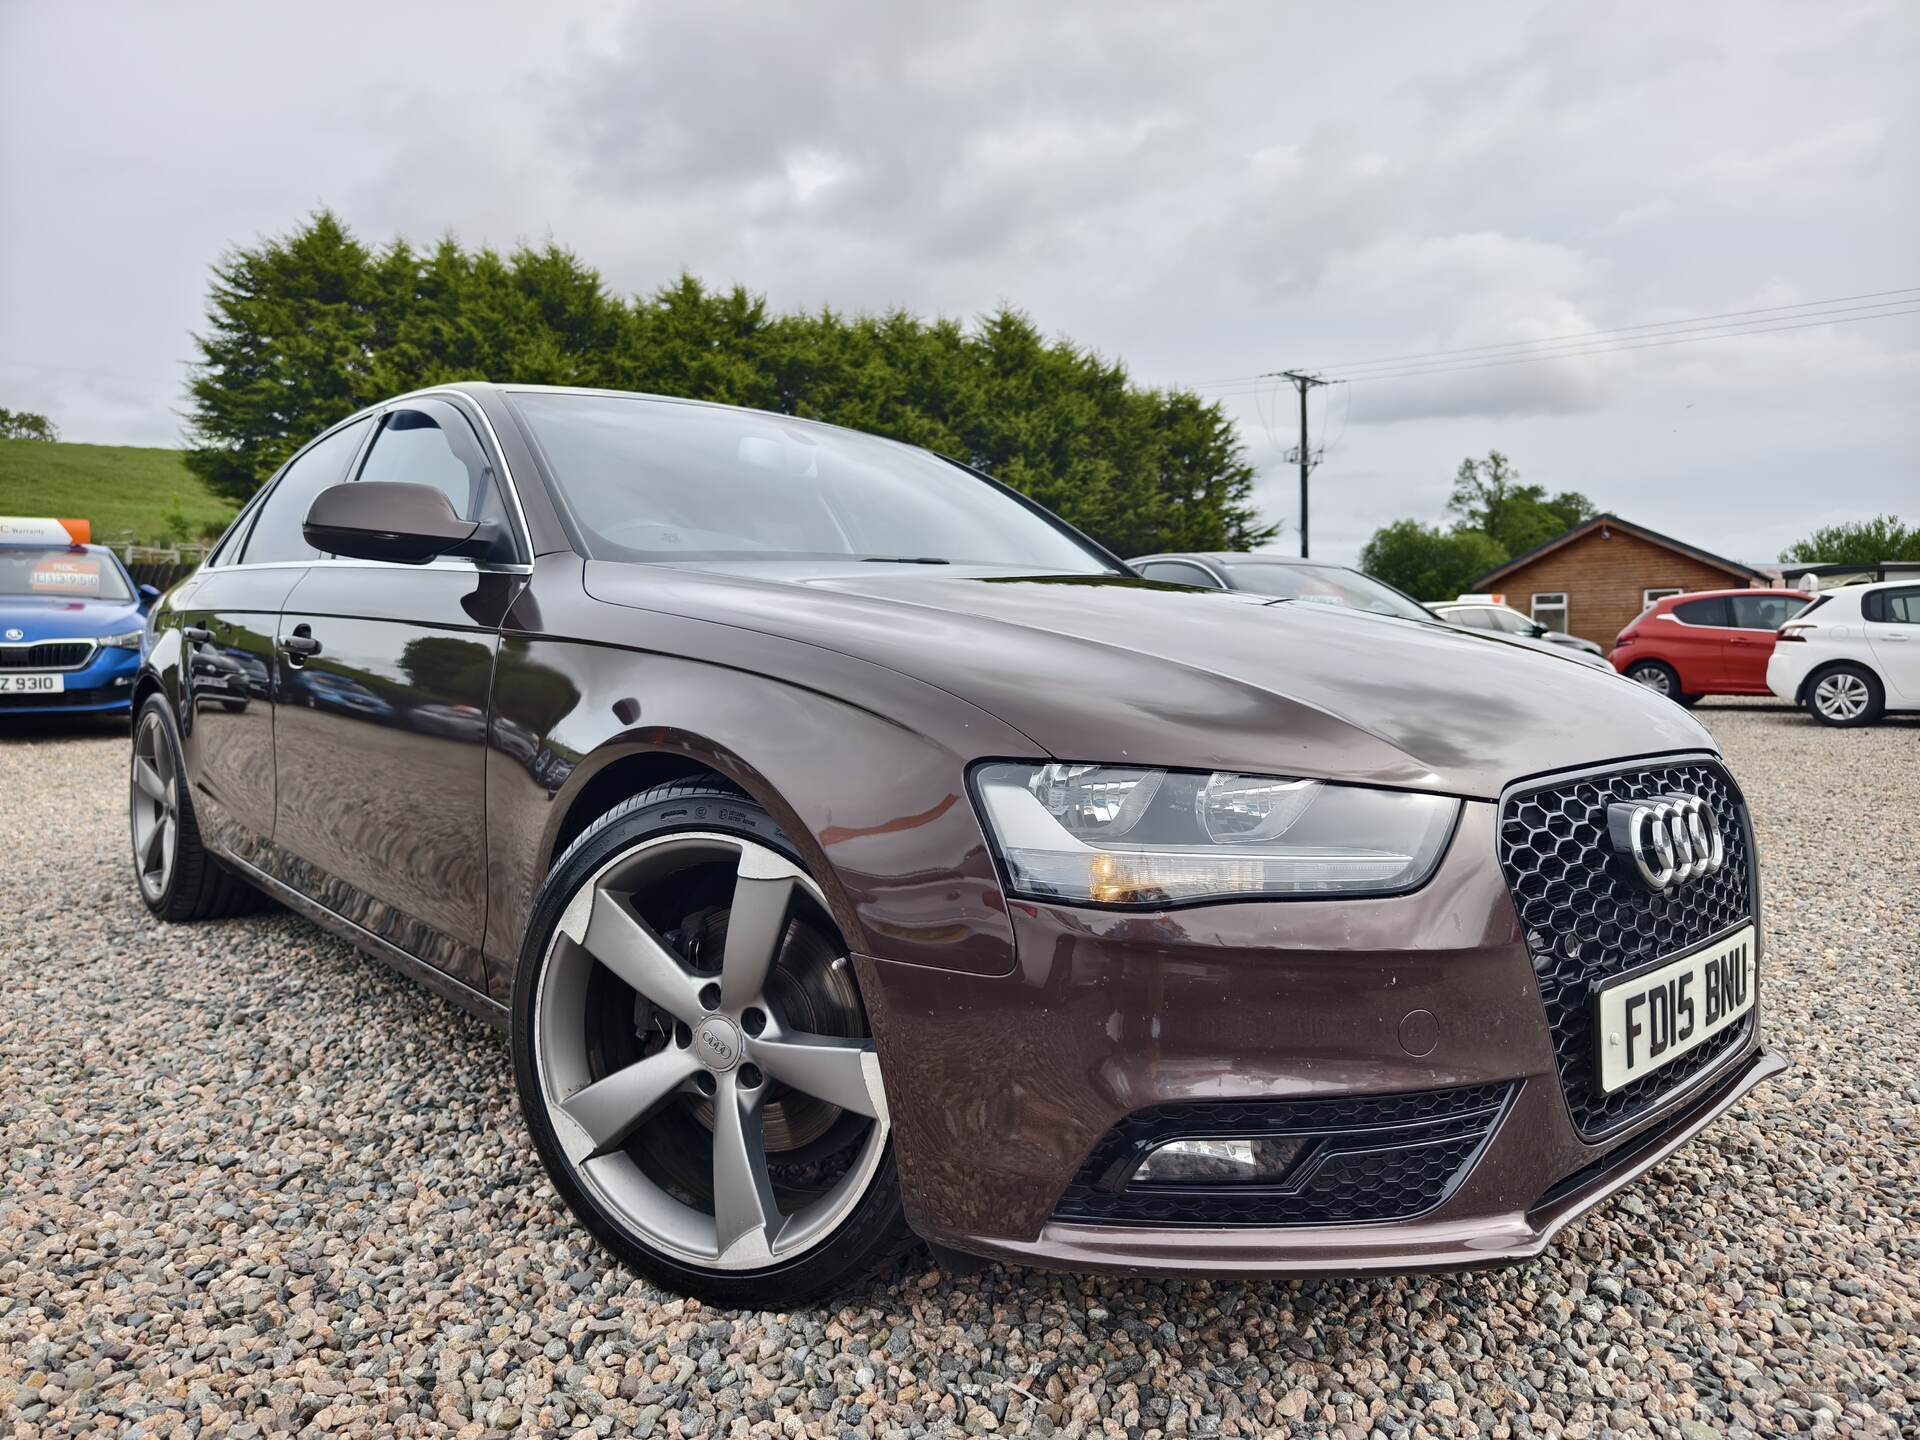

[860,556,951,564]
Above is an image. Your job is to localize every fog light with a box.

[1131,1136,1307,1184]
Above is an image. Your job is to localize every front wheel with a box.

[511,782,913,1306]
[1807,664,1883,727]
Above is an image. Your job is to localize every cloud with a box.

[0,0,1912,567]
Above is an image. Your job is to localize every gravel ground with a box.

[2,702,1915,1439]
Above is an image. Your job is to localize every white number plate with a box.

[1595,925,1755,1093]
[0,672,64,694]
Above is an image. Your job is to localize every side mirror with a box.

[137,583,162,609]
[303,482,484,565]
[1528,623,1549,638]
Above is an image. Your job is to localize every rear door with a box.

[1865,585,1920,703]
[1662,595,1734,693]
[1726,593,1805,694]
[270,397,524,997]
[175,416,374,869]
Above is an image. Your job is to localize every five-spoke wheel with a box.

[131,708,180,903]
[513,785,910,1304]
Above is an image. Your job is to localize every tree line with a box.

[0,408,59,442]
[1359,451,1593,599]
[184,212,1272,557]
[1359,451,1916,596]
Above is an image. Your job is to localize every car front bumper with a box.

[857,800,1780,1275]
[0,645,139,715]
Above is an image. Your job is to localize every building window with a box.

[1531,592,1569,633]
[1644,587,1684,608]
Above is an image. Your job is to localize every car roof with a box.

[1128,551,1353,569]
[1652,587,1809,602]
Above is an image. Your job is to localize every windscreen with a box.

[1222,561,1430,620]
[511,391,1113,573]
[0,547,132,601]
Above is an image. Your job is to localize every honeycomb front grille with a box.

[1497,759,1755,1139]
[1051,1084,1512,1228]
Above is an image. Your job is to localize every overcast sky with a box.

[2,1,1914,564]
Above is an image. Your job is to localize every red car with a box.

[1611,588,1810,705]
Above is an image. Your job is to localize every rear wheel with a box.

[1807,664,1883,727]
[1625,660,1700,707]
[129,695,260,920]
[512,783,912,1306]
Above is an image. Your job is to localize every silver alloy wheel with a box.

[1628,664,1672,695]
[130,710,179,902]
[533,832,890,1271]
[1812,671,1869,721]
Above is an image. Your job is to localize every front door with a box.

[1725,593,1803,695]
[1664,595,1735,693]
[269,399,523,996]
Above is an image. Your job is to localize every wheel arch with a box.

[1799,657,1883,706]
[530,728,876,965]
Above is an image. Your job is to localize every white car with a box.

[1429,599,1607,659]
[1767,579,1920,726]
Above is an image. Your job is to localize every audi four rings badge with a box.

[1607,794,1725,892]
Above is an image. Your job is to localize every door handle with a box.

[182,624,213,644]
[278,625,322,662]
[1886,632,1912,642]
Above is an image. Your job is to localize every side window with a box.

[1873,586,1920,624]
[1730,594,1803,630]
[242,418,374,565]
[1530,593,1569,633]
[354,405,515,562]
[1138,560,1224,589]
[1673,596,1731,628]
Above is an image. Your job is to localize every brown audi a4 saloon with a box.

[130,384,1782,1304]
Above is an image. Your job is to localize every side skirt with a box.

[221,852,509,1033]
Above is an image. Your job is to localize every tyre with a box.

[512,782,913,1306]
[129,694,261,920]
[1807,663,1884,727]
[1625,661,1687,704]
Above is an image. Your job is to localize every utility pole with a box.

[1279,371,1329,557]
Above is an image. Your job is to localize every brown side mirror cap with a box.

[303,482,484,564]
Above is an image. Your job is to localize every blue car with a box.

[0,525,161,718]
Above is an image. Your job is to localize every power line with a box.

[1298,285,1920,375]
[1190,284,1920,393]
[1313,296,1920,379]
[1330,303,1920,385]
[1198,299,1920,397]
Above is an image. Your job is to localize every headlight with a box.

[972,762,1458,906]
[101,630,144,650]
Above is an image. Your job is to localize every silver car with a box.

[1129,552,1614,669]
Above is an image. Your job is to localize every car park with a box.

[1766,578,1920,726]
[0,517,159,718]
[131,384,1779,1305]
[1129,552,1614,669]
[1430,596,1605,657]
[1610,588,1810,706]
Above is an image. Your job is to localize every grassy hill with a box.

[0,438,234,548]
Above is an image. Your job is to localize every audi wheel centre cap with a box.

[693,1015,742,1072]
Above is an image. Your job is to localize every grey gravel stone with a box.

[1,702,1916,1437]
